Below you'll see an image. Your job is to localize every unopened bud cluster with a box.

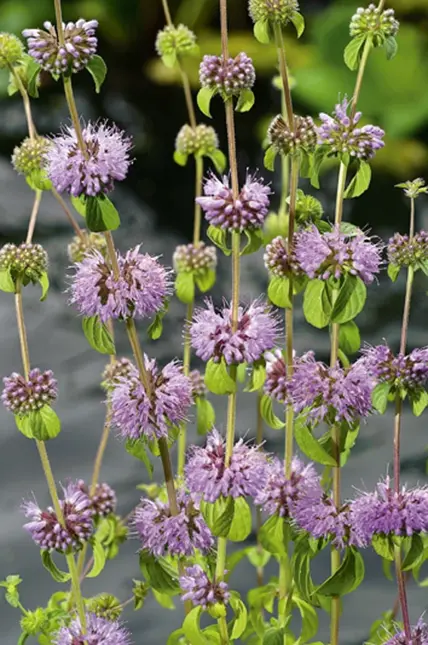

[22,19,98,74]
[87,593,123,621]
[155,24,197,58]
[248,0,300,25]
[397,178,428,200]
[101,357,133,391]
[67,231,107,263]
[189,369,207,399]
[295,190,324,224]
[77,480,117,518]
[268,114,317,156]
[173,242,217,276]
[350,5,399,46]
[264,236,299,278]
[175,124,219,157]
[199,53,255,97]
[2,368,57,415]
[12,137,50,177]
[20,608,49,636]
[388,231,428,269]
[0,243,48,282]
[0,33,24,68]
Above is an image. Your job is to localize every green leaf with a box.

[0,268,15,293]
[268,276,291,309]
[71,195,87,217]
[384,36,398,61]
[263,627,284,645]
[315,547,364,596]
[241,229,264,256]
[204,358,236,395]
[264,145,277,172]
[254,20,271,44]
[85,195,120,232]
[139,551,179,594]
[175,272,195,304]
[197,87,215,118]
[38,271,49,301]
[372,382,391,414]
[230,594,248,639]
[183,607,207,645]
[41,551,71,583]
[28,406,61,441]
[260,394,285,429]
[372,534,395,561]
[82,316,115,355]
[310,147,327,189]
[147,303,168,340]
[195,269,216,293]
[125,439,153,478]
[402,534,424,571]
[303,279,331,328]
[205,149,227,174]
[173,150,188,167]
[246,546,271,568]
[344,35,366,71]
[331,275,367,324]
[86,55,107,93]
[196,397,216,435]
[86,538,106,578]
[291,12,305,38]
[338,321,361,355]
[259,514,289,556]
[207,225,231,256]
[14,414,34,439]
[409,389,428,417]
[228,497,252,542]
[244,361,266,393]
[161,52,177,68]
[26,169,52,191]
[344,161,372,199]
[26,58,41,98]
[201,496,235,538]
[152,588,175,609]
[293,595,319,643]
[295,420,337,466]
[235,89,255,113]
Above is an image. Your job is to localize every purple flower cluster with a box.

[288,355,373,425]
[190,299,279,365]
[180,565,230,609]
[46,122,132,197]
[76,480,116,518]
[387,231,428,268]
[360,344,428,393]
[197,173,271,232]
[111,357,192,441]
[134,490,213,557]
[318,98,385,160]
[264,350,314,404]
[22,483,93,553]
[199,53,255,97]
[185,429,267,503]
[264,236,299,278]
[255,457,322,518]
[293,493,354,549]
[2,368,57,416]
[70,246,171,323]
[381,621,428,645]
[23,19,98,75]
[350,478,428,546]
[53,612,132,645]
[294,226,382,284]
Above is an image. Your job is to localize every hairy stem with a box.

[350,35,373,118]
[25,190,43,244]
[9,66,37,139]
[53,0,65,45]
[63,76,87,156]
[273,24,294,128]
[394,545,412,641]
[52,188,85,238]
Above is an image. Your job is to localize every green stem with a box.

[53,0,65,45]
[350,35,373,118]
[161,0,173,27]
[218,614,229,645]
[394,545,412,641]
[193,156,204,245]
[273,24,294,128]
[52,188,85,238]
[63,76,87,156]
[66,553,88,632]
[25,190,43,244]
[8,65,36,139]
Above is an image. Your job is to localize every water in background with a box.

[1,82,428,644]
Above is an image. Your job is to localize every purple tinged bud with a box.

[388,230,428,268]
[76,480,116,518]
[381,620,428,645]
[180,565,230,609]
[199,53,255,96]
[173,241,217,275]
[2,368,57,416]
[359,344,428,393]
[53,612,132,645]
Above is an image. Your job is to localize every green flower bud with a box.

[248,0,299,25]
[155,24,197,59]
[67,230,107,263]
[0,33,24,68]
[87,593,122,620]
[173,241,217,276]
[175,124,219,157]
[20,608,49,635]
[133,580,149,610]
[208,602,228,619]
[12,136,51,178]
[295,190,324,224]
[350,5,399,46]
[0,242,48,283]
[268,114,317,156]
[396,178,428,200]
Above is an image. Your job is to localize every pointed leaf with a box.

[244,362,266,393]
[152,588,175,609]
[259,514,289,556]
[125,439,153,478]
[384,36,398,61]
[293,595,319,643]
[235,88,255,113]
[38,271,49,301]
[204,358,236,395]
[268,276,291,308]
[0,268,15,293]
[291,12,305,38]
[196,397,216,435]
[295,420,337,466]
[71,195,87,217]
[86,55,107,93]
[173,150,188,167]
[227,497,252,542]
[82,315,115,354]
[260,394,285,429]
[338,321,361,355]
[15,414,34,439]
[241,229,264,256]
[41,551,71,583]
[197,87,215,118]
[195,269,216,293]
[372,382,391,414]
[85,537,106,578]
[86,195,120,232]
[207,224,231,256]
[161,52,177,68]
[264,145,277,172]
[372,534,395,561]
[263,627,285,645]
[387,263,400,282]
[402,534,424,571]
[183,607,207,645]
[331,275,367,323]
[206,149,227,174]
[254,20,271,44]
[230,594,248,639]
[344,161,372,199]
[201,496,235,537]
[26,58,41,98]
[29,406,61,441]
[315,548,364,596]
[344,35,366,71]
[175,272,195,304]
[303,279,331,328]
[139,551,179,594]
[409,389,428,417]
